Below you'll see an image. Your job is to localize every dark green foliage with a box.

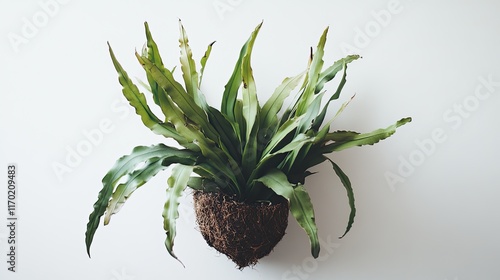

[85,21,411,262]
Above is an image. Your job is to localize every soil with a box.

[193,191,289,268]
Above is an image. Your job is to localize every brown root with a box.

[193,191,289,268]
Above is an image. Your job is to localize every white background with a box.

[1,0,499,279]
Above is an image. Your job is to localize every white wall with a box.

[1,0,499,279]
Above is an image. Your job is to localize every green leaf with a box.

[261,116,304,157]
[154,77,199,136]
[144,21,164,106]
[254,133,314,177]
[85,144,196,257]
[296,91,325,134]
[139,52,231,160]
[193,163,238,195]
[292,148,328,179]
[179,20,206,108]
[221,49,244,121]
[314,55,360,94]
[103,152,199,226]
[241,22,262,141]
[285,127,332,183]
[239,23,263,169]
[321,117,412,152]
[278,132,316,173]
[260,71,306,133]
[326,158,355,238]
[221,22,262,122]
[187,176,203,190]
[187,176,221,192]
[295,27,328,116]
[314,94,356,137]
[241,121,259,179]
[272,133,314,156]
[199,41,215,87]
[103,157,166,225]
[153,89,243,194]
[153,81,206,151]
[108,43,187,144]
[281,51,312,124]
[256,169,320,258]
[135,53,219,143]
[251,133,314,185]
[206,106,242,161]
[311,59,352,131]
[163,165,194,264]
[234,99,245,141]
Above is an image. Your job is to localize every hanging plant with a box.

[85,20,411,268]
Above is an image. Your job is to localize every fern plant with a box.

[85,21,411,263]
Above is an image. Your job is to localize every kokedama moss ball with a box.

[193,191,289,268]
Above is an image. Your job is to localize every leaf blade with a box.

[143,21,164,106]
[163,165,194,264]
[295,27,328,116]
[135,53,219,143]
[85,144,196,256]
[314,54,360,94]
[326,158,355,238]
[199,41,215,87]
[108,43,185,142]
[256,169,320,258]
[241,22,262,141]
[178,20,205,108]
[260,71,306,133]
[321,117,412,152]
[103,157,166,225]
